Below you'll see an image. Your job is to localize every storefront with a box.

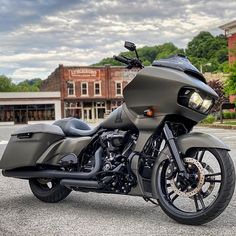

[0,92,61,125]
[64,100,108,122]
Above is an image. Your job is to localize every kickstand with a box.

[143,197,159,206]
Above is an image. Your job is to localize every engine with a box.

[98,130,137,193]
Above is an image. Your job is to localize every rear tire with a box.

[29,179,71,203]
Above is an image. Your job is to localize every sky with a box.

[0,0,236,82]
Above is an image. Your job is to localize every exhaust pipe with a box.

[2,147,103,180]
[60,179,100,189]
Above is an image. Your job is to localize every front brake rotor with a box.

[169,158,205,197]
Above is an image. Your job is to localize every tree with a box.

[186,31,228,72]
[0,75,14,92]
[208,79,228,112]
[93,32,228,72]
[0,75,43,92]
[16,78,42,92]
[224,63,236,95]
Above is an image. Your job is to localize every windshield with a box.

[152,55,206,83]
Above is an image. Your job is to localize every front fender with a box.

[151,132,230,199]
[176,132,230,154]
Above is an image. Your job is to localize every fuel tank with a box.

[100,105,136,130]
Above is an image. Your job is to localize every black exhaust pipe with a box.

[60,179,100,189]
[2,147,103,180]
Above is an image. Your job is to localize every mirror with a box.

[124,41,136,51]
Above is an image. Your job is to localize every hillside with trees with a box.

[0,75,42,92]
[93,31,228,73]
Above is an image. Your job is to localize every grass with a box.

[222,121,236,125]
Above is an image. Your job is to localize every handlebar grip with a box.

[113,55,129,65]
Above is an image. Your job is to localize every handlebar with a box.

[113,55,129,65]
[113,55,143,69]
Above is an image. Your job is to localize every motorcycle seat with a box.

[53,117,99,137]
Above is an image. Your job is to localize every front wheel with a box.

[154,148,235,225]
[29,178,71,203]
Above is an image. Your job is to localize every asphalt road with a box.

[0,126,236,236]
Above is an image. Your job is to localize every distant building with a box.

[41,65,138,122]
[220,20,236,64]
[0,92,61,125]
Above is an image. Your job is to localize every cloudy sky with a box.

[0,0,235,82]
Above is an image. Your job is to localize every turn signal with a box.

[144,108,154,117]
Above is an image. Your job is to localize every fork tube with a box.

[163,123,187,175]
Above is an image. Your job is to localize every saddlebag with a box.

[0,124,65,170]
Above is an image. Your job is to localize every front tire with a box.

[29,178,71,203]
[153,148,235,225]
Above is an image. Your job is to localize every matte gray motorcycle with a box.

[0,42,235,225]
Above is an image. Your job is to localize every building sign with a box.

[69,69,100,78]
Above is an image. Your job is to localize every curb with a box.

[198,124,236,130]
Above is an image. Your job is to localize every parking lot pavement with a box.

[0,126,236,235]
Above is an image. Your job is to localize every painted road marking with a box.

[223,136,236,139]
[0,140,8,145]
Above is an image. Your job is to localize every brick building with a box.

[220,20,236,64]
[220,20,236,104]
[41,65,138,122]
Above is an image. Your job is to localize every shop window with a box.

[116,82,122,96]
[94,82,101,96]
[81,82,88,96]
[67,81,75,96]
[0,104,55,123]
[98,108,105,119]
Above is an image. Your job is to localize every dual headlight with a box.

[178,88,214,114]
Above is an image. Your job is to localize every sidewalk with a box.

[198,122,236,130]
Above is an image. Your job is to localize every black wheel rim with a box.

[157,148,224,215]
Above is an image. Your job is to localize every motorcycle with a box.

[0,41,235,225]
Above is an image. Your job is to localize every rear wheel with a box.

[29,178,71,203]
[154,148,235,225]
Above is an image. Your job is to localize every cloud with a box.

[0,0,235,81]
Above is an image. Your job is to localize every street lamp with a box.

[200,62,212,73]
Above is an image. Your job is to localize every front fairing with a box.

[123,66,218,123]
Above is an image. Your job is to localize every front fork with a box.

[163,122,188,178]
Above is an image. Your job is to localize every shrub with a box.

[223,111,231,119]
[230,112,236,119]
[201,115,216,124]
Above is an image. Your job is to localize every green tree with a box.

[224,63,236,95]
[0,75,14,92]
[93,32,228,72]
[16,78,42,92]
[0,75,42,92]
[186,31,228,72]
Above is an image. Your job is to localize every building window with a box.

[94,82,101,96]
[0,104,55,124]
[115,82,122,96]
[67,81,75,96]
[81,82,88,96]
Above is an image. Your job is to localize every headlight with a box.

[189,92,203,109]
[178,88,214,114]
[199,99,213,113]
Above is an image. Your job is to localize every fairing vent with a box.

[184,69,206,84]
